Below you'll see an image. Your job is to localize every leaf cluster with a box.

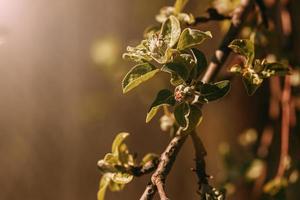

[122,15,230,132]
[228,39,290,95]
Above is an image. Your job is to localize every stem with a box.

[276,76,291,178]
[201,0,255,83]
[139,1,255,199]
[193,8,231,24]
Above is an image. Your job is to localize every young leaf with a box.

[177,28,212,50]
[108,181,125,192]
[97,174,110,200]
[174,102,190,128]
[174,0,189,14]
[111,172,133,185]
[111,132,130,155]
[162,61,190,81]
[170,72,185,86]
[184,105,202,132]
[174,103,202,131]
[242,76,261,96]
[140,153,159,166]
[122,63,159,93]
[262,62,291,77]
[228,39,255,64]
[146,89,176,123]
[191,48,207,79]
[198,80,231,102]
[160,15,181,48]
[229,64,243,74]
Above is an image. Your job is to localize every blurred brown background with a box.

[0,0,272,199]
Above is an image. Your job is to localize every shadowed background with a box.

[0,0,287,199]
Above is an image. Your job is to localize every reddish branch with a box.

[276,76,291,178]
[139,0,255,199]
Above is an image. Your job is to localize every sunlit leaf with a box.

[140,153,159,166]
[111,172,133,184]
[146,89,176,123]
[122,63,159,93]
[229,64,243,74]
[160,15,181,48]
[111,132,130,155]
[177,28,212,50]
[108,181,125,192]
[123,41,152,62]
[228,39,255,64]
[97,174,110,200]
[144,25,160,38]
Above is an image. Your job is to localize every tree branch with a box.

[139,1,255,199]
[201,0,255,83]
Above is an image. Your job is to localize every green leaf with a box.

[198,80,231,101]
[143,25,160,38]
[174,0,189,14]
[140,153,159,166]
[242,76,261,96]
[108,181,125,192]
[162,61,190,81]
[262,62,291,77]
[174,103,202,131]
[112,132,130,155]
[118,143,134,165]
[191,48,207,79]
[177,28,212,50]
[174,102,190,128]
[97,153,118,173]
[97,174,110,200]
[228,39,255,64]
[185,105,202,132]
[170,73,185,86]
[103,153,119,165]
[229,64,243,74]
[123,41,152,62]
[122,63,159,93]
[160,15,181,48]
[111,172,133,184]
[146,89,176,123]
